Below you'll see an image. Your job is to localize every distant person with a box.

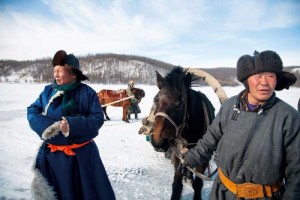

[126,80,136,97]
[27,50,115,200]
[183,50,299,199]
[126,80,141,119]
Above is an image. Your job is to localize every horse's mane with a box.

[164,67,201,93]
[164,67,215,142]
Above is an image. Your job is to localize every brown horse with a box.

[145,67,221,200]
[97,87,145,122]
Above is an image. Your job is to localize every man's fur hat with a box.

[237,50,297,90]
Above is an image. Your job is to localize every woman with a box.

[27,50,115,200]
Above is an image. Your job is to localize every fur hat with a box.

[52,50,88,81]
[52,50,67,67]
[237,50,297,90]
[65,54,80,69]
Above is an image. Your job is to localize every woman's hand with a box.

[60,117,70,137]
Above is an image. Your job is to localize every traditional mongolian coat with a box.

[185,90,300,199]
[27,83,115,200]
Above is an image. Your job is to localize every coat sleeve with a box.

[27,88,57,139]
[282,111,300,199]
[184,106,224,168]
[64,86,104,139]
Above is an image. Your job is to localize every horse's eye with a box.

[174,101,181,107]
[154,96,159,103]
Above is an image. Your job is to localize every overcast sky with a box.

[0,0,300,68]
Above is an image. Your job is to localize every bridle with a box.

[154,100,188,139]
[153,96,215,181]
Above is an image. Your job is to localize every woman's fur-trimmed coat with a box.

[27,84,115,200]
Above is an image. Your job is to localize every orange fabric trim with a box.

[218,167,282,198]
[47,140,91,156]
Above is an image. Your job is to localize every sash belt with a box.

[218,167,282,199]
[47,140,91,156]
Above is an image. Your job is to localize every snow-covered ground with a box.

[0,83,299,200]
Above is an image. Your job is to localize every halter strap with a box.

[154,101,188,137]
[154,112,180,135]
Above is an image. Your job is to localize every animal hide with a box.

[31,167,57,200]
[41,122,60,140]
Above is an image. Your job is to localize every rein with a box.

[101,95,134,107]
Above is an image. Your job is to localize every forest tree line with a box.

[0,53,299,87]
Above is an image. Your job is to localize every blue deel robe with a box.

[27,83,115,200]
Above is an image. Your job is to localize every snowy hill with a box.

[0,53,299,87]
[0,54,174,84]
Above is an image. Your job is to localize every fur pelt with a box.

[31,167,57,200]
[41,122,60,140]
[42,91,64,116]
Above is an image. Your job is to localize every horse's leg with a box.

[171,156,183,200]
[103,107,110,121]
[123,104,129,123]
[192,164,207,200]
[127,105,132,120]
[192,177,203,200]
[127,112,131,120]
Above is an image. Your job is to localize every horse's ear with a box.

[156,71,164,89]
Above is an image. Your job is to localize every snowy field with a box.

[0,83,299,200]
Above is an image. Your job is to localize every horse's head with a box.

[131,88,145,100]
[150,67,192,152]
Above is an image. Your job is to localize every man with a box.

[126,80,135,97]
[126,80,141,119]
[184,50,299,199]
